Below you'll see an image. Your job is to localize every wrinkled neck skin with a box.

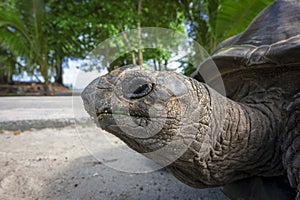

[167,78,284,188]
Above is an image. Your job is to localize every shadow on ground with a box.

[41,154,227,200]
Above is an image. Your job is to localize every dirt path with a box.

[0,126,227,200]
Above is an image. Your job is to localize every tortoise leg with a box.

[283,94,300,199]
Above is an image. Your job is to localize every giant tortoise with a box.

[81,0,300,199]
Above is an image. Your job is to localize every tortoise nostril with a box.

[96,107,113,121]
[96,106,112,117]
[103,107,111,114]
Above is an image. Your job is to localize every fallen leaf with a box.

[13,130,21,136]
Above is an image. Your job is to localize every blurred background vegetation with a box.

[0,0,273,95]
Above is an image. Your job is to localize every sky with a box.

[12,59,108,90]
[64,59,108,90]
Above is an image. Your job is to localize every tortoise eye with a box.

[124,83,154,99]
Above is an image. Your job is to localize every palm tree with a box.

[0,46,23,84]
[181,0,273,76]
[0,0,53,95]
[183,0,273,53]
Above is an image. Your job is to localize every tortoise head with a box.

[81,65,211,164]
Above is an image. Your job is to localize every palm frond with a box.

[17,0,45,52]
[0,11,33,45]
[216,0,273,41]
[0,28,30,58]
[0,0,50,82]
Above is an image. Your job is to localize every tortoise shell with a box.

[192,0,300,101]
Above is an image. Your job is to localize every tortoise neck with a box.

[220,100,283,173]
[169,82,284,188]
[203,86,284,185]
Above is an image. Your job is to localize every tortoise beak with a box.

[81,65,139,121]
[81,75,113,121]
[81,77,100,119]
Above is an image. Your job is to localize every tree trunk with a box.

[0,64,13,84]
[55,57,63,85]
[153,59,157,71]
[137,0,143,67]
[40,63,53,96]
[119,24,137,65]
[42,81,53,96]
[0,74,10,84]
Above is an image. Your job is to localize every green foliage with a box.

[0,47,19,83]
[46,0,101,57]
[184,0,273,53]
[87,0,186,70]
[216,0,273,39]
[0,0,275,86]
[0,0,49,83]
[182,0,273,75]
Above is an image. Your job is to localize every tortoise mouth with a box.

[97,107,113,120]
[96,107,150,122]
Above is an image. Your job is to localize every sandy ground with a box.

[0,126,228,200]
